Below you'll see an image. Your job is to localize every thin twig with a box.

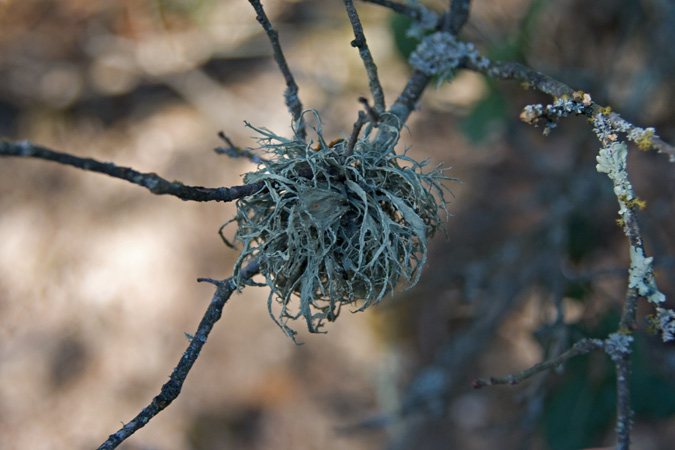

[248,0,305,140]
[472,338,604,389]
[343,0,386,113]
[215,131,266,164]
[97,260,260,450]
[345,110,368,158]
[358,96,380,123]
[0,140,264,202]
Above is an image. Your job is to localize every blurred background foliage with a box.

[0,1,674,449]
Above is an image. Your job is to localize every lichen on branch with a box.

[224,111,453,340]
[409,31,487,85]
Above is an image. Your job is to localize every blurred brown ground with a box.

[0,1,674,450]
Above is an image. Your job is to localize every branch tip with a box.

[197,277,224,286]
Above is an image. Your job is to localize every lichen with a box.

[628,246,665,305]
[596,141,634,213]
[225,111,452,340]
[604,332,634,362]
[405,3,438,40]
[591,110,659,153]
[653,308,675,342]
[627,127,657,151]
[596,141,628,181]
[409,31,487,84]
[520,94,593,134]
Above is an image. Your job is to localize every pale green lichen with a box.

[596,141,628,181]
[628,246,665,305]
[225,111,452,340]
[596,140,668,340]
[596,141,634,214]
[597,142,666,306]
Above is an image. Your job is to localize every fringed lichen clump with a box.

[226,113,451,340]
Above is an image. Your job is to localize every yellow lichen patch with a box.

[626,197,647,210]
[634,129,655,151]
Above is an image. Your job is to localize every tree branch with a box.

[380,69,431,134]
[97,260,260,450]
[0,140,264,202]
[343,0,386,113]
[248,0,305,140]
[463,59,675,160]
[465,59,581,98]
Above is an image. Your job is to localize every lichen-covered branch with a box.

[466,61,669,447]
[343,0,386,113]
[595,139,659,450]
[248,0,305,139]
[97,260,260,450]
[382,1,475,134]
[466,58,587,100]
[505,42,671,448]
[595,140,667,311]
[0,140,264,202]
[463,59,675,160]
